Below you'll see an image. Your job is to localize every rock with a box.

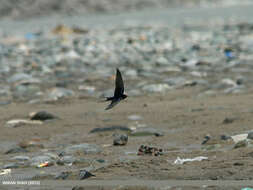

[222,117,237,124]
[127,89,142,96]
[2,163,19,169]
[142,83,172,93]
[79,169,95,180]
[130,127,164,137]
[78,85,95,93]
[125,69,138,77]
[13,84,41,99]
[113,134,128,146]
[30,155,54,166]
[5,147,28,154]
[164,77,186,87]
[55,171,70,180]
[65,143,101,154]
[128,115,142,121]
[220,134,231,141]
[11,155,30,161]
[89,126,131,133]
[234,139,249,149]
[156,57,170,66]
[247,131,253,140]
[46,87,74,100]
[29,111,58,121]
[72,186,85,190]
[19,139,44,149]
[57,156,76,165]
[7,73,33,83]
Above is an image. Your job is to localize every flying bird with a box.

[105,68,127,110]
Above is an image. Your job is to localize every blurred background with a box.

[0,0,250,19]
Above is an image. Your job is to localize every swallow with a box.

[105,68,127,110]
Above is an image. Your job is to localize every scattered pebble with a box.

[113,134,128,146]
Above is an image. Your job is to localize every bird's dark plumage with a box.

[105,68,127,110]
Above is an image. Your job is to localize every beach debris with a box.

[231,134,248,143]
[137,145,163,156]
[174,156,208,165]
[37,161,53,168]
[0,169,11,176]
[5,119,43,128]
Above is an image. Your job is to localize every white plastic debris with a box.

[174,156,208,165]
[0,169,11,175]
[231,134,248,143]
[5,119,43,128]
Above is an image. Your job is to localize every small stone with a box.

[57,156,76,165]
[3,163,19,169]
[29,111,57,121]
[234,139,249,149]
[12,155,30,161]
[222,117,236,124]
[65,143,101,154]
[79,169,95,180]
[128,115,142,121]
[130,127,164,137]
[46,87,74,100]
[55,171,70,180]
[142,84,171,93]
[247,131,253,140]
[7,73,33,83]
[5,147,28,154]
[89,126,131,133]
[113,134,128,146]
[125,69,138,77]
[220,134,231,141]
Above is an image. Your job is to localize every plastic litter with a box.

[231,134,248,143]
[0,169,11,175]
[37,161,52,168]
[174,156,208,165]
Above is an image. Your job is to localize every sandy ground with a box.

[1,87,253,189]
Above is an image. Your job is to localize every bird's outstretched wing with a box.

[105,99,121,110]
[114,68,124,97]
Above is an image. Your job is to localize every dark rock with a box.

[79,169,95,180]
[130,127,164,137]
[5,147,28,154]
[222,117,236,124]
[220,134,231,140]
[30,111,58,121]
[247,131,253,140]
[89,126,131,133]
[113,134,128,146]
[234,140,249,149]
[2,163,19,169]
[72,186,85,190]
